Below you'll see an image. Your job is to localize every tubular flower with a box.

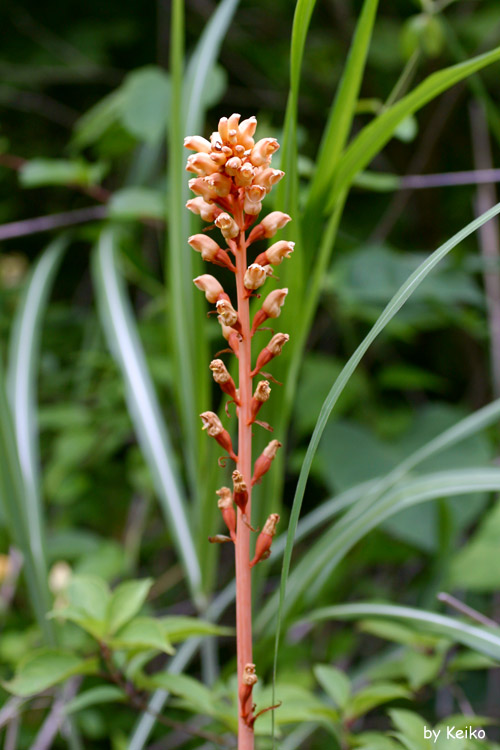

[250,514,280,567]
[209,359,239,403]
[188,234,236,272]
[200,411,237,462]
[186,115,294,741]
[216,487,236,542]
[232,470,248,514]
[254,240,295,267]
[193,274,228,304]
[252,439,282,485]
[244,264,267,291]
[249,380,271,423]
[251,288,288,335]
[251,333,289,376]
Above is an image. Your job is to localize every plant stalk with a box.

[234,216,254,750]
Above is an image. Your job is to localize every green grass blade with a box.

[329,46,500,208]
[92,230,203,607]
[270,201,500,696]
[261,467,500,633]
[306,0,379,210]
[303,602,500,662]
[184,0,240,135]
[0,362,53,641]
[7,237,67,563]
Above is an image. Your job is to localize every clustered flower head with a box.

[185,114,292,732]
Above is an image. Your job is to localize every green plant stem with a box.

[234,209,254,750]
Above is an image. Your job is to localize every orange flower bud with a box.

[254,167,284,192]
[250,514,280,567]
[235,162,255,188]
[216,487,236,541]
[249,138,280,167]
[218,116,229,142]
[188,234,236,272]
[184,135,211,153]
[251,331,289,375]
[186,197,221,223]
[239,116,257,141]
[249,380,271,423]
[224,156,242,176]
[247,211,292,244]
[252,439,281,484]
[209,359,239,403]
[215,212,239,240]
[228,112,241,131]
[232,470,248,514]
[207,172,232,197]
[193,274,226,304]
[255,240,294,267]
[186,153,220,176]
[244,263,267,291]
[200,411,237,462]
[251,288,288,334]
[189,177,217,202]
[210,150,228,167]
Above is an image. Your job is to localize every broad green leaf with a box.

[119,67,170,143]
[19,158,107,188]
[389,709,429,750]
[67,575,110,623]
[72,88,126,149]
[304,603,500,662]
[106,578,153,634]
[449,499,500,590]
[4,649,98,697]
[160,615,232,643]
[144,672,216,715]
[329,46,500,206]
[109,617,174,654]
[109,188,165,220]
[347,682,411,720]
[358,619,439,649]
[92,231,203,605]
[313,664,351,710]
[64,685,126,714]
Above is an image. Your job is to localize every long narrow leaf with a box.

[329,46,500,208]
[92,230,203,606]
[271,202,500,688]
[303,603,500,662]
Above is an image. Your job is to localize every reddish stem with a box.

[234,203,254,750]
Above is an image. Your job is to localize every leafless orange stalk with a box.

[185,114,293,749]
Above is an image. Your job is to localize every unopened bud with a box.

[239,116,257,140]
[208,534,233,544]
[251,333,289,376]
[184,135,211,153]
[215,212,239,240]
[235,162,255,187]
[249,380,271,423]
[224,156,242,176]
[193,274,226,304]
[49,561,72,594]
[188,234,236,272]
[251,288,288,334]
[232,470,248,513]
[250,138,280,167]
[186,153,219,176]
[252,439,282,484]
[200,412,237,462]
[255,241,294,267]
[221,324,240,356]
[244,263,267,291]
[208,172,232,197]
[262,288,288,318]
[218,117,229,142]
[250,514,280,567]
[239,663,258,718]
[186,197,220,223]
